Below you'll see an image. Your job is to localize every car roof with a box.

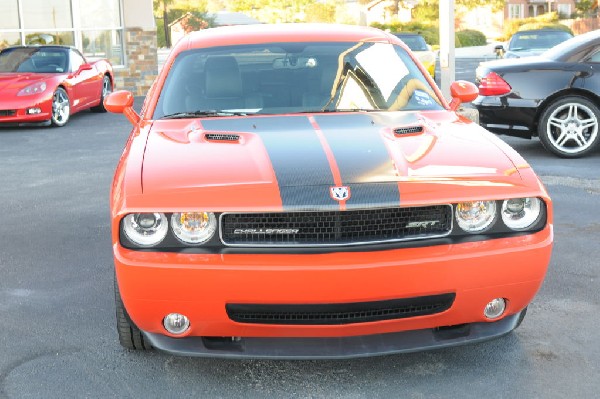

[180,23,392,51]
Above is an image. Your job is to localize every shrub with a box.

[372,23,487,48]
[419,29,439,46]
[456,29,487,47]
[372,22,440,46]
[518,22,573,34]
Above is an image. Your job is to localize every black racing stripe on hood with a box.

[313,114,400,208]
[201,117,336,210]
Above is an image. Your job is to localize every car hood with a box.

[141,112,531,210]
[0,72,56,91]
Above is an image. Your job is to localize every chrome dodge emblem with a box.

[330,186,350,201]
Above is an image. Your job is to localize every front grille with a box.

[0,110,16,117]
[220,205,452,247]
[227,293,455,325]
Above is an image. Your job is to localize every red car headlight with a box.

[17,82,47,96]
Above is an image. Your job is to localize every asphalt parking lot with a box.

[0,104,599,398]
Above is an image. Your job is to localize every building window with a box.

[508,4,524,19]
[1,1,21,30]
[557,4,571,18]
[21,0,74,29]
[0,0,124,66]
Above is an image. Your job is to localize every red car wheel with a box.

[92,75,112,113]
[51,87,70,127]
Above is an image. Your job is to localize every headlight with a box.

[455,201,497,233]
[122,213,168,247]
[17,82,47,96]
[171,212,216,245]
[501,198,542,231]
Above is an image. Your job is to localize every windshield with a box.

[0,47,68,73]
[154,41,443,119]
[508,31,573,51]
[394,35,428,52]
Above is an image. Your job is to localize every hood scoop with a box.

[204,133,241,142]
[394,125,424,136]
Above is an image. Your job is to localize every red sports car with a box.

[106,24,553,359]
[0,45,113,127]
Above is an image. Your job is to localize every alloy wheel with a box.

[52,89,70,126]
[545,102,598,155]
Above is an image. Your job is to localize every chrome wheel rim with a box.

[546,102,598,154]
[102,76,111,98]
[52,90,70,124]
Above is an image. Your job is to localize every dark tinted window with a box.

[394,35,428,51]
[0,47,68,73]
[586,48,600,63]
[508,31,573,51]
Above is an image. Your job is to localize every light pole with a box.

[439,0,455,100]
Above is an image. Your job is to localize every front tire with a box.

[114,276,152,351]
[91,75,112,113]
[538,96,600,158]
[51,87,70,127]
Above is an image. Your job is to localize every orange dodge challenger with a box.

[106,24,553,358]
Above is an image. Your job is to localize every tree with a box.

[575,0,598,16]
[305,1,336,23]
[413,0,504,20]
[154,0,175,48]
[226,0,316,23]
[154,0,212,48]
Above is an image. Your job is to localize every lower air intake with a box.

[226,293,455,325]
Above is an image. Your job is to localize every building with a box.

[505,0,576,19]
[1,0,157,95]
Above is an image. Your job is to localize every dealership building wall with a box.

[1,0,157,95]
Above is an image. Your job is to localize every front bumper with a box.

[145,310,525,359]
[114,226,552,357]
[0,94,52,125]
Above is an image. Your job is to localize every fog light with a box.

[484,298,506,319]
[163,313,190,335]
[27,108,42,115]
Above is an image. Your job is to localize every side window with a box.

[70,50,85,72]
[586,48,600,63]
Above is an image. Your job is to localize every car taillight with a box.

[478,72,511,96]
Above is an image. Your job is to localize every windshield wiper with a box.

[160,110,249,119]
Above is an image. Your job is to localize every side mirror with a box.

[449,81,479,111]
[78,63,93,73]
[104,90,140,125]
[494,45,505,58]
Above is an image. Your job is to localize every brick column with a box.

[114,28,158,95]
